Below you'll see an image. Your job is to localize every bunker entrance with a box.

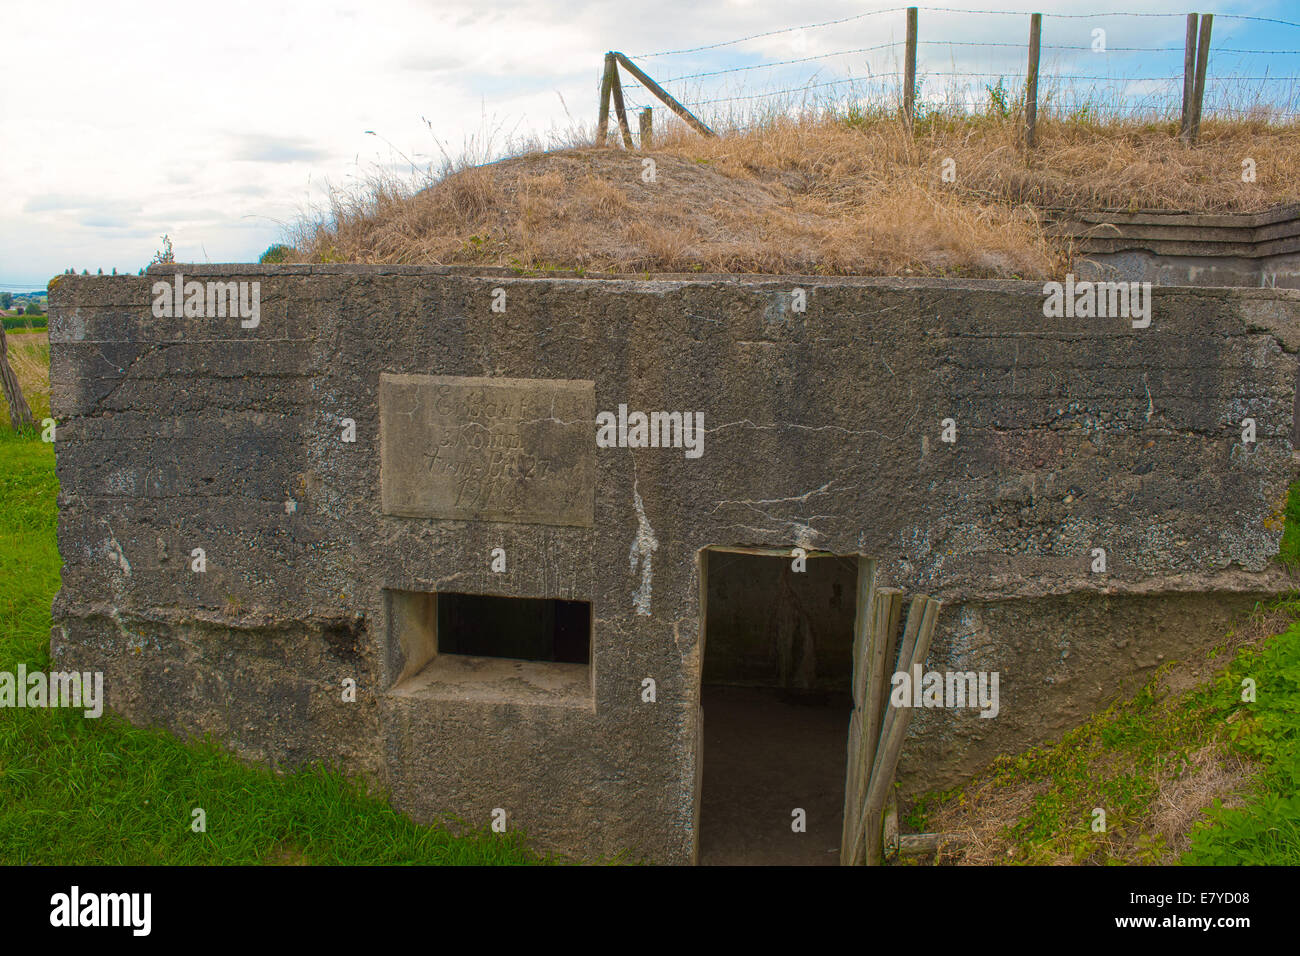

[697,547,858,866]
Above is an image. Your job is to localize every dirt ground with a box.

[698,684,851,866]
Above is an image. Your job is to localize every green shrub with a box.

[259,244,293,264]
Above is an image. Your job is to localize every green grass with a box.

[1277,480,1300,568]
[2,316,46,330]
[908,601,1300,865]
[1182,616,1300,864]
[0,426,547,864]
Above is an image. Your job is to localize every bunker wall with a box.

[48,267,1300,862]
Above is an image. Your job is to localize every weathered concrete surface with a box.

[379,374,595,526]
[1051,205,1300,288]
[47,266,1300,863]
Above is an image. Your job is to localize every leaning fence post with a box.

[1188,13,1213,144]
[903,7,918,126]
[613,52,716,137]
[610,63,635,149]
[1025,12,1042,149]
[1180,13,1199,139]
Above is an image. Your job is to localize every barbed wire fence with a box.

[595,6,1300,148]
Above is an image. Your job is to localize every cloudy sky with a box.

[1,0,1294,288]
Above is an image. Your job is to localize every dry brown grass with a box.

[290,110,1300,279]
[1148,745,1254,859]
[925,742,1255,866]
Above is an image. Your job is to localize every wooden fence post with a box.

[1025,12,1042,149]
[1180,13,1199,139]
[850,594,941,865]
[1188,13,1213,144]
[841,583,896,864]
[613,53,716,137]
[0,324,34,431]
[639,107,653,149]
[610,63,635,148]
[597,53,615,146]
[903,7,918,126]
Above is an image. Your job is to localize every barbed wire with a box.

[657,42,902,82]
[623,7,1299,121]
[635,6,1300,60]
[623,45,1300,91]
[692,77,886,105]
[633,7,908,58]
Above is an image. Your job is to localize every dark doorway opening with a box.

[437,592,591,664]
[698,548,857,866]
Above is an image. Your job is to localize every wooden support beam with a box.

[839,566,884,865]
[1025,12,1042,149]
[883,793,900,860]
[613,52,716,138]
[877,591,904,732]
[855,595,942,865]
[862,589,903,808]
[898,832,964,857]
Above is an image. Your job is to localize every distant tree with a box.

[151,234,174,265]
[82,270,89,275]
[259,244,293,264]
[0,293,11,310]
[24,302,40,316]
[97,268,103,275]
[111,267,117,275]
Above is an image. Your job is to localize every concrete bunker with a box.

[697,546,858,866]
[46,266,1300,865]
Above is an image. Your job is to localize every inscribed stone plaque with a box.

[380,374,595,527]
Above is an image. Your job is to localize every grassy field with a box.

[0,423,545,864]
